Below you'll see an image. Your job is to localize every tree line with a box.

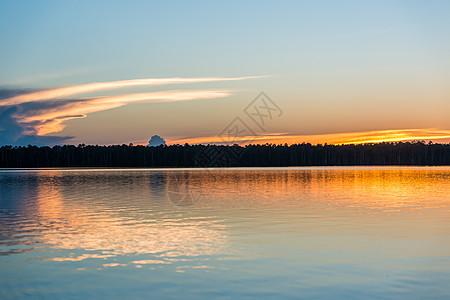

[0,141,449,168]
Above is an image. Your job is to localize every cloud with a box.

[0,76,262,146]
[14,89,232,136]
[0,88,38,100]
[169,129,450,146]
[0,76,263,106]
[0,107,71,146]
[0,107,22,143]
[147,135,166,147]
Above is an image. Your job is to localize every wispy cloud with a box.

[169,129,450,146]
[16,90,232,135]
[0,76,259,145]
[1,76,262,106]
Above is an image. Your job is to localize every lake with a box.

[1,167,449,299]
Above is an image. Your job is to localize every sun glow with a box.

[169,129,450,146]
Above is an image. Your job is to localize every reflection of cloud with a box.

[19,167,450,264]
[170,129,450,145]
[28,171,228,263]
[132,260,171,265]
[42,216,227,263]
[50,253,116,262]
[2,168,449,267]
[43,218,227,262]
[103,263,127,267]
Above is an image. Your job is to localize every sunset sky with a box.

[1,0,449,146]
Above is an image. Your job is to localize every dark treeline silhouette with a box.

[0,141,449,168]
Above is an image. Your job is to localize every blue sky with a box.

[1,1,450,145]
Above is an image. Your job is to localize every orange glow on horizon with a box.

[167,129,450,146]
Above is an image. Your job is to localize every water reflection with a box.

[0,170,228,263]
[1,167,450,298]
[167,167,450,211]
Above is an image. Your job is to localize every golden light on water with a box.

[2,167,450,298]
[31,171,228,264]
[179,167,450,211]
[4,167,444,268]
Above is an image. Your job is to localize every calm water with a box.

[1,167,449,299]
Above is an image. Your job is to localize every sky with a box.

[1,0,450,146]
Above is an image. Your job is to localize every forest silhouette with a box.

[1,141,449,168]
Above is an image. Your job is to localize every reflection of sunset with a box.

[29,171,228,264]
[42,217,227,263]
[176,167,450,211]
[2,168,449,267]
